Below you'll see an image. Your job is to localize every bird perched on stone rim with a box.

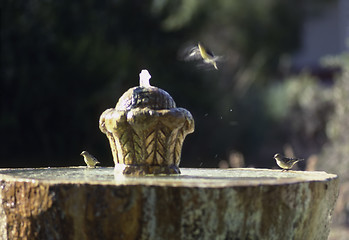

[273,153,304,171]
[80,151,100,168]
[184,42,221,70]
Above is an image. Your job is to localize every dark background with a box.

[2,0,349,232]
[0,0,345,169]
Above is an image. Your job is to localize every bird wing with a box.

[92,156,100,163]
[184,46,202,61]
[286,157,304,163]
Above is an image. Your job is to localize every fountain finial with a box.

[139,69,151,87]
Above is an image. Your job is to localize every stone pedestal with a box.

[0,168,338,240]
[99,70,194,176]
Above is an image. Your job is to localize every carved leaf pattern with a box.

[145,131,156,164]
[155,127,168,165]
[106,132,118,163]
[173,128,185,165]
[114,118,189,167]
[132,128,143,164]
[142,123,171,165]
[117,129,135,164]
[167,129,178,164]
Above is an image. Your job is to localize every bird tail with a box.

[212,61,218,70]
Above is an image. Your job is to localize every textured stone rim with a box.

[115,163,181,176]
[0,167,338,186]
[0,167,339,240]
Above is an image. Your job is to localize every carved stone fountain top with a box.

[99,70,194,175]
[115,86,176,111]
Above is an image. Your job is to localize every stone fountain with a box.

[99,70,194,175]
[0,70,339,240]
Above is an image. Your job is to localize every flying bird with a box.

[183,42,221,70]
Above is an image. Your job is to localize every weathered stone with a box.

[0,168,338,240]
[99,86,194,176]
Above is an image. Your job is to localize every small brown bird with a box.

[80,151,100,168]
[273,153,304,171]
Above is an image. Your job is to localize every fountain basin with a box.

[0,167,338,240]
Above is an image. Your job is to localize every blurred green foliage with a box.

[318,53,349,180]
[0,0,336,168]
[265,72,333,160]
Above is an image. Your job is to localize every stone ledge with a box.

[0,167,339,240]
[0,167,337,185]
